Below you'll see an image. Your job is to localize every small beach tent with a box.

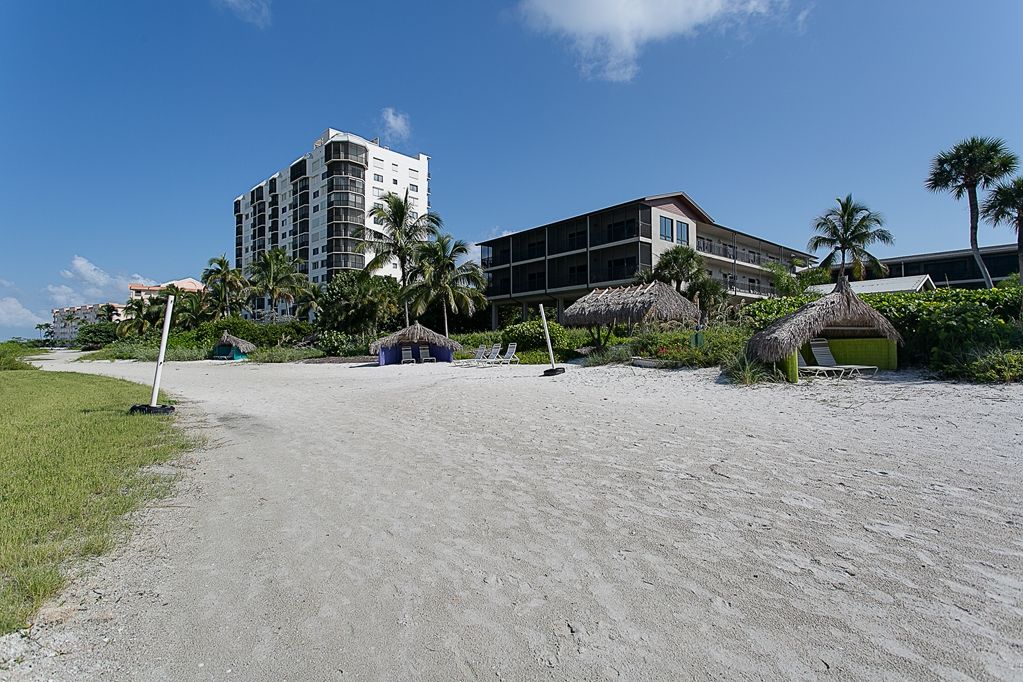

[562,280,700,345]
[746,277,903,382]
[213,331,255,360]
[370,322,462,365]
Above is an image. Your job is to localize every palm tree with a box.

[406,233,487,337]
[295,282,324,321]
[981,176,1023,286]
[202,254,247,318]
[652,245,703,293]
[927,137,1019,288]
[807,194,894,279]
[35,322,51,340]
[175,290,216,330]
[117,298,152,337]
[247,247,307,322]
[358,190,442,326]
[98,303,119,322]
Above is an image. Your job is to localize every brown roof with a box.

[369,322,463,354]
[562,280,700,327]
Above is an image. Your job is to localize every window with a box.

[312,247,319,255]
[410,169,419,179]
[409,210,418,220]
[312,205,319,212]
[409,183,418,192]
[409,197,417,207]
[676,221,689,244]
[312,190,319,198]
[373,157,383,169]
[659,216,673,241]
[373,187,384,197]
[373,173,383,182]
[392,179,397,185]
[391,163,398,172]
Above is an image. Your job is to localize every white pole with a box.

[539,303,556,370]
[150,295,175,407]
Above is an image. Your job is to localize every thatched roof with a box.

[218,331,256,353]
[746,278,903,362]
[369,322,463,354]
[562,281,700,327]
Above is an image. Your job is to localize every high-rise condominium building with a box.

[234,129,430,315]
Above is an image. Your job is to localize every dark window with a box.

[676,221,689,244]
[660,216,673,241]
[410,184,418,192]
[374,174,383,182]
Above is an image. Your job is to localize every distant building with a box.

[834,244,1017,289]
[128,277,205,301]
[478,191,810,327]
[233,128,430,318]
[51,303,125,342]
[807,274,935,296]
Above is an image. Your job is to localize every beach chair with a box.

[454,345,486,366]
[497,342,520,365]
[479,343,503,365]
[419,345,437,363]
[797,351,845,378]
[809,339,877,377]
[400,345,416,364]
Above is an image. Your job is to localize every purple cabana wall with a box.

[378,344,456,365]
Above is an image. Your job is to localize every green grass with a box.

[78,342,212,362]
[246,346,324,363]
[0,341,42,371]
[0,372,192,633]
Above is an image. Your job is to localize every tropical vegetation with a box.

[981,176,1023,286]
[807,194,893,279]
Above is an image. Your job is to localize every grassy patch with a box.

[0,341,42,371]
[78,342,213,362]
[0,372,192,633]
[246,346,324,363]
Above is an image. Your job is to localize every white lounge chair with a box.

[479,343,503,365]
[419,345,437,363]
[797,352,845,378]
[400,345,416,364]
[497,342,520,365]
[454,345,486,366]
[809,339,878,377]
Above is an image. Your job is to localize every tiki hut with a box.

[370,322,463,365]
[562,281,700,328]
[213,331,255,360]
[746,277,903,381]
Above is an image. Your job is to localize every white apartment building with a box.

[234,129,430,317]
[51,303,125,342]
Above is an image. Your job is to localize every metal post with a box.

[150,295,175,406]
[539,304,564,376]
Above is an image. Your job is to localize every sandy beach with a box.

[2,352,1022,681]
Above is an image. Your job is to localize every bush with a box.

[515,348,582,365]
[79,341,212,362]
[501,320,568,351]
[315,330,371,357]
[965,348,1023,383]
[625,324,753,368]
[0,341,40,371]
[450,331,502,352]
[721,352,783,385]
[193,317,313,349]
[585,345,633,367]
[74,322,118,350]
[246,347,324,363]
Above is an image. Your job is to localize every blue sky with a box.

[2,0,1022,337]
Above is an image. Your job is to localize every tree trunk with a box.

[442,301,449,337]
[839,250,847,279]
[1017,216,1023,286]
[399,261,410,327]
[968,185,995,288]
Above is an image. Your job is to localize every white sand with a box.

[3,352,1022,680]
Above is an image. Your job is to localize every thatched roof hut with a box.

[218,331,256,354]
[746,278,903,362]
[370,322,462,355]
[562,281,700,327]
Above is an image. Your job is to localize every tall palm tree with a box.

[35,322,51,339]
[406,233,486,337]
[295,282,323,321]
[117,298,152,337]
[202,254,247,318]
[175,290,216,330]
[652,245,703,293]
[357,190,442,326]
[927,137,1019,288]
[807,194,894,279]
[98,303,119,322]
[247,247,307,322]
[981,176,1023,286]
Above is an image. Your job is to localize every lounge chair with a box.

[479,344,503,365]
[454,345,486,366]
[797,352,845,378]
[419,345,437,363]
[809,339,878,377]
[400,345,416,364]
[497,342,520,365]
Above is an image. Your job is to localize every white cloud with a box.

[216,0,271,28]
[464,226,514,265]
[0,278,13,288]
[46,256,154,307]
[0,297,46,327]
[518,0,790,81]
[381,107,411,145]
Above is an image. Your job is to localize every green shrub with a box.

[450,331,502,352]
[501,320,569,351]
[0,341,41,370]
[721,352,783,385]
[247,347,324,363]
[74,322,118,350]
[316,330,371,357]
[193,317,313,349]
[515,348,582,365]
[585,345,633,366]
[79,341,212,362]
[965,348,1023,383]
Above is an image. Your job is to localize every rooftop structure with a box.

[128,277,205,301]
[50,303,125,342]
[806,274,935,295]
[834,243,1017,289]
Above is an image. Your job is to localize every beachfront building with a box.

[233,128,430,318]
[50,303,125,342]
[128,277,205,301]
[832,243,1018,289]
[478,192,811,327]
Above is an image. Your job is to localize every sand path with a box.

[2,352,1022,680]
